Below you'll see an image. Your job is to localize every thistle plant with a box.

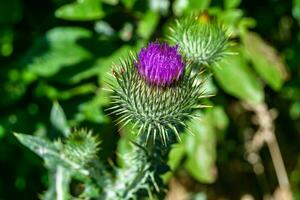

[102,42,206,199]
[14,13,231,200]
[108,42,205,144]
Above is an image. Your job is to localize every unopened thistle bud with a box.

[108,42,206,144]
[63,129,100,166]
[168,13,231,66]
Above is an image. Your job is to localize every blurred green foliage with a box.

[0,0,300,199]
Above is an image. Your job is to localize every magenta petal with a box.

[136,42,185,86]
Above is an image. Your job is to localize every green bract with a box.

[108,55,207,144]
[168,15,231,66]
[63,129,100,166]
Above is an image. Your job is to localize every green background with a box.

[0,0,300,199]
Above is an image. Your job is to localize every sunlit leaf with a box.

[224,0,241,9]
[121,0,136,9]
[0,28,14,57]
[97,45,138,85]
[172,0,189,16]
[184,114,217,183]
[168,143,185,171]
[14,133,59,159]
[74,89,111,124]
[137,11,160,39]
[23,27,92,77]
[188,0,210,12]
[102,0,118,5]
[218,9,243,26]
[293,0,300,22]
[50,102,70,137]
[149,0,170,15]
[192,193,207,200]
[55,0,104,21]
[290,101,300,119]
[35,82,96,100]
[243,32,288,90]
[14,133,89,175]
[207,106,228,140]
[213,47,264,103]
[173,0,210,16]
[162,142,185,182]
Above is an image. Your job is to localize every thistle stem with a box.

[103,134,174,200]
[243,102,292,198]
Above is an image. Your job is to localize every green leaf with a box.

[0,125,5,139]
[23,27,92,77]
[243,32,288,90]
[55,0,104,21]
[116,123,139,167]
[188,0,211,12]
[50,102,70,137]
[0,28,14,57]
[212,47,264,103]
[207,106,228,131]
[173,0,210,15]
[14,133,59,159]
[185,147,216,183]
[102,0,118,5]
[162,143,185,183]
[149,0,170,15]
[172,0,189,16]
[238,17,256,35]
[137,11,160,39]
[290,101,300,119]
[74,90,110,124]
[14,133,89,175]
[97,45,138,85]
[35,82,96,100]
[184,114,217,183]
[192,193,207,200]
[168,143,185,171]
[224,0,241,9]
[218,9,243,26]
[121,0,136,9]
[293,0,300,22]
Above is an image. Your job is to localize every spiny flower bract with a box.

[136,42,185,86]
[168,14,231,66]
[108,49,207,144]
[63,129,100,166]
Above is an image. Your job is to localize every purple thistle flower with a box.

[136,42,185,86]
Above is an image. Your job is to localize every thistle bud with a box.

[63,129,100,166]
[168,14,231,66]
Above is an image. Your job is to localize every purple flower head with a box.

[136,42,185,86]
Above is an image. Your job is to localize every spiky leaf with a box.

[50,101,70,137]
[14,133,89,175]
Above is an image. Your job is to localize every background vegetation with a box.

[0,0,300,199]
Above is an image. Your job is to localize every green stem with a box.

[103,134,175,200]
